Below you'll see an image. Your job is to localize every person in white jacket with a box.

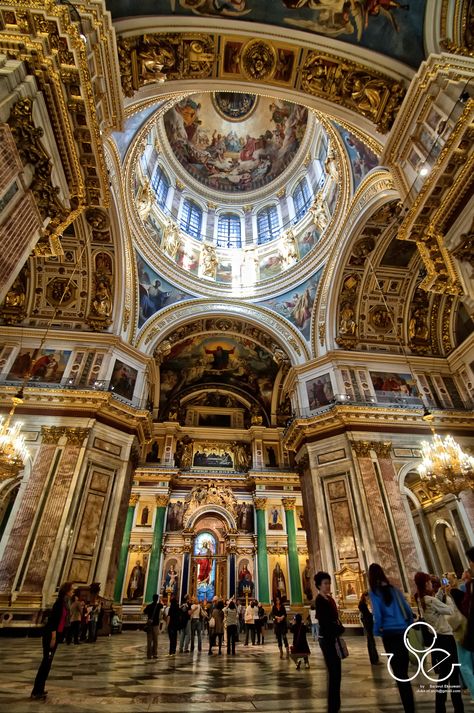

[244,600,256,646]
[415,572,464,713]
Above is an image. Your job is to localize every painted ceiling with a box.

[162,93,308,193]
[107,0,426,68]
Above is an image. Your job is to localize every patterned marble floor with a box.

[0,630,471,712]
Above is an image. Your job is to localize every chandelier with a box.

[417,432,474,496]
[0,390,29,479]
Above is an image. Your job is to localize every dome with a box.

[162,93,309,194]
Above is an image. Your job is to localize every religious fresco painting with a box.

[161,557,181,598]
[268,504,284,531]
[259,251,285,281]
[176,244,200,274]
[7,348,71,384]
[237,557,255,598]
[334,123,379,190]
[369,371,420,402]
[306,372,334,409]
[107,1,426,68]
[124,554,149,603]
[137,252,194,327]
[296,226,320,259]
[159,334,279,419]
[163,93,308,193]
[269,555,289,603]
[166,500,186,531]
[194,531,216,602]
[258,269,322,341]
[109,359,138,401]
[193,445,234,468]
[216,258,233,283]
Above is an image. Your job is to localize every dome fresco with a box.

[162,93,308,193]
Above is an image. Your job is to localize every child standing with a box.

[290,613,311,669]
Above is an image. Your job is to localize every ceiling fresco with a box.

[108,1,425,68]
[162,93,308,193]
[159,334,280,419]
[137,252,195,328]
[333,123,379,190]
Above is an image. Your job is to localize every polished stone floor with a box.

[0,630,470,712]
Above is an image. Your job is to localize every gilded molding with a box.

[129,494,140,506]
[350,440,372,457]
[156,494,169,508]
[372,441,392,458]
[64,428,91,446]
[350,440,391,457]
[40,426,90,446]
[282,497,296,511]
[253,497,267,510]
[41,426,66,444]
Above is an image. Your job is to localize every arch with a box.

[135,299,310,365]
[185,504,236,531]
[432,518,455,543]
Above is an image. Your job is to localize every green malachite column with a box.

[254,498,270,604]
[114,494,138,602]
[145,495,169,602]
[283,498,303,605]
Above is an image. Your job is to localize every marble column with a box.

[181,550,190,602]
[229,553,236,598]
[22,428,90,594]
[351,441,400,586]
[283,497,303,604]
[0,426,86,598]
[145,494,169,602]
[114,494,138,602]
[254,497,270,604]
[376,445,421,589]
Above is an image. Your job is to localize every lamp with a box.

[0,388,29,478]
[417,429,474,496]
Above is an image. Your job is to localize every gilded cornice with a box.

[156,494,170,508]
[350,440,392,457]
[129,493,139,506]
[41,425,90,445]
[282,497,296,511]
[117,31,405,133]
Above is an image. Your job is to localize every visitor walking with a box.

[209,600,224,655]
[290,613,311,669]
[31,582,74,700]
[178,594,192,653]
[256,602,267,644]
[271,595,289,658]
[166,595,180,655]
[224,599,238,655]
[190,596,204,653]
[415,571,464,713]
[88,602,100,642]
[368,563,415,713]
[69,594,82,645]
[358,591,379,664]
[144,593,163,659]
[315,571,345,713]
[244,600,256,646]
[448,588,474,701]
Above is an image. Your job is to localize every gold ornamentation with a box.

[350,440,372,457]
[282,497,296,511]
[372,441,392,458]
[240,39,277,81]
[40,425,89,445]
[129,494,140,506]
[156,494,169,508]
[184,482,237,519]
[452,231,474,266]
[41,426,67,445]
[1,267,27,325]
[296,455,309,475]
[253,497,267,510]
[87,273,113,331]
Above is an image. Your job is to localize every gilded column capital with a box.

[372,441,392,458]
[156,494,169,508]
[129,494,139,506]
[296,454,310,475]
[64,427,91,446]
[253,497,267,510]
[282,497,296,511]
[350,440,372,457]
[41,426,65,444]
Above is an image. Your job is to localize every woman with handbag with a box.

[415,572,464,713]
[315,571,346,713]
[368,563,415,713]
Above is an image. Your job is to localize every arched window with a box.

[151,166,169,208]
[217,213,242,248]
[293,178,311,221]
[180,199,202,240]
[257,205,280,244]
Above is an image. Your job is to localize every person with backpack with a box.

[143,594,163,659]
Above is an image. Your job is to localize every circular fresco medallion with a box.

[212,92,258,122]
[162,93,309,193]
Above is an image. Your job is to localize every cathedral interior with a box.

[0,0,473,672]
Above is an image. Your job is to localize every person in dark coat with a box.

[290,613,311,669]
[271,595,289,658]
[462,546,474,653]
[143,593,163,659]
[358,591,380,664]
[31,582,74,700]
[166,596,180,655]
[315,571,344,713]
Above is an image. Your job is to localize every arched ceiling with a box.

[107,0,426,68]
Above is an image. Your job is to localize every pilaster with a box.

[144,494,169,602]
[254,497,270,604]
[283,497,303,605]
[114,494,139,602]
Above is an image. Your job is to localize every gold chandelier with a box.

[417,431,474,496]
[0,390,29,479]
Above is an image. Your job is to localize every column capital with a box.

[350,440,392,457]
[156,494,169,508]
[253,497,267,510]
[350,440,372,457]
[41,426,90,445]
[372,441,392,458]
[282,497,296,511]
[129,493,139,506]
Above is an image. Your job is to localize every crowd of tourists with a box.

[31,545,474,713]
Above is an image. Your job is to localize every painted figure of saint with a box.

[272,562,287,603]
[127,560,145,600]
[205,345,235,369]
[164,563,179,596]
[237,563,255,597]
[140,506,149,526]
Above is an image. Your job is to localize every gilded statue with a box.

[4,274,26,309]
[91,277,113,319]
[137,178,153,220]
[310,192,329,230]
[233,443,251,471]
[138,37,176,85]
[201,243,218,278]
[281,230,298,265]
[180,441,193,469]
[250,404,263,426]
[343,73,384,121]
[339,303,356,336]
[162,222,181,259]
